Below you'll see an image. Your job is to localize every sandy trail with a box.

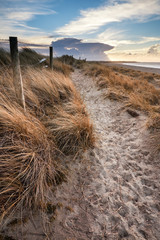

[3,70,160,240]
[62,69,159,240]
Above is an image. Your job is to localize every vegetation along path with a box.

[5,69,160,240]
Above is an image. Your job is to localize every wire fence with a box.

[0,36,73,77]
[0,36,79,109]
[0,54,59,71]
[0,37,62,55]
[0,38,51,62]
[0,59,48,71]
[0,37,54,109]
[0,37,60,71]
[0,39,9,42]
[0,38,50,46]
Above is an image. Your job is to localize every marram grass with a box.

[84,63,160,122]
[0,66,95,223]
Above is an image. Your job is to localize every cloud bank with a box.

[147,44,160,55]
[107,43,160,62]
[52,38,113,60]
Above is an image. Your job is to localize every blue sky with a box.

[0,0,160,61]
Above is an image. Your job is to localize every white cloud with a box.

[107,42,160,61]
[6,11,36,21]
[107,49,160,62]
[84,28,160,47]
[0,0,56,42]
[4,7,55,22]
[147,44,160,54]
[98,28,124,44]
[96,28,133,46]
[140,37,160,44]
[56,0,160,36]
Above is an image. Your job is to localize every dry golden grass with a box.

[0,48,11,66]
[23,67,95,154]
[52,59,73,76]
[0,66,95,222]
[84,63,160,114]
[111,65,160,83]
[84,63,160,150]
[0,93,57,221]
[46,106,94,154]
[0,48,72,78]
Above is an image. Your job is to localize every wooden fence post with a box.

[49,46,53,70]
[9,36,25,110]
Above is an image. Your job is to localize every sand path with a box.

[4,70,160,240]
[49,70,160,240]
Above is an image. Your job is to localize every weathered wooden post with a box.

[9,36,25,110]
[49,46,53,70]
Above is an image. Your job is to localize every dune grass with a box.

[23,67,95,153]
[0,94,57,220]
[84,62,160,151]
[84,63,160,115]
[0,48,43,67]
[0,48,11,66]
[0,61,95,223]
[0,48,72,77]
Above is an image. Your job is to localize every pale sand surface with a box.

[2,70,160,240]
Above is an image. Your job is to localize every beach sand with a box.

[104,62,160,75]
[1,68,160,240]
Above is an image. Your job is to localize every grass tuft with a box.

[84,63,160,119]
[0,93,58,221]
[84,62,160,151]
[0,59,95,222]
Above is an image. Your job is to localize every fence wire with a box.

[0,38,61,72]
[0,59,48,71]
